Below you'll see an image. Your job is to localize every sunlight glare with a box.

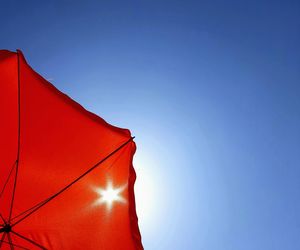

[94,181,126,210]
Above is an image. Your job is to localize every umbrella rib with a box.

[0,232,6,248]
[11,136,134,227]
[7,232,14,250]
[11,230,47,250]
[10,200,46,223]
[8,52,22,222]
[0,213,7,224]
[10,145,126,223]
[0,161,17,201]
[105,145,127,172]
[0,239,29,250]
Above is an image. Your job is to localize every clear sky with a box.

[1,0,300,249]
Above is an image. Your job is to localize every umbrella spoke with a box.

[11,137,134,227]
[11,230,47,250]
[0,232,6,248]
[11,199,47,223]
[0,213,7,224]
[8,52,21,222]
[0,161,17,200]
[7,232,14,250]
[0,235,30,250]
[8,160,20,222]
[11,147,125,223]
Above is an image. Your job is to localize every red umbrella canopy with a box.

[0,50,143,249]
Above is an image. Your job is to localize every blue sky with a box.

[1,0,300,249]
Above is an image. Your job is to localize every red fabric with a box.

[0,50,143,249]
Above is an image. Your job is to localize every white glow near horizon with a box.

[134,154,162,230]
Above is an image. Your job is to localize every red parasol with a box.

[0,50,143,249]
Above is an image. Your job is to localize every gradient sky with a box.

[1,1,300,249]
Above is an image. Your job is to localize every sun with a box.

[94,181,126,210]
